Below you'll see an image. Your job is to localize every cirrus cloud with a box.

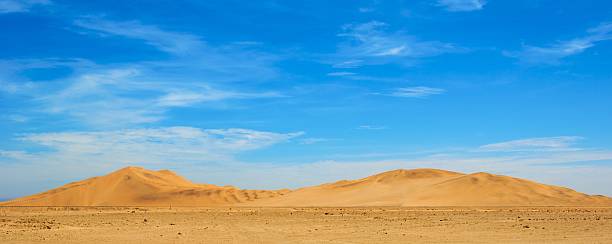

[504,22,612,65]
[0,0,50,14]
[436,0,486,12]
[390,86,446,98]
[479,136,584,152]
[2,127,304,165]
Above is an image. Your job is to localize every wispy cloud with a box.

[1,18,287,127]
[504,22,612,65]
[327,72,356,77]
[479,136,584,152]
[332,60,363,69]
[299,138,331,145]
[6,115,29,123]
[358,7,374,13]
[74,17,202,55]
[0,79,35,93]
[436,0,486,12]
[156,88,284,107]
[357,125,386,130]
[332,21,460,68]
[0,58,77,94]
[36,67,161,125]
[73,17,281,81]
[0,0,49,14]
[389,86,446,98]
[2,127,303,165]
[38,67,284,126]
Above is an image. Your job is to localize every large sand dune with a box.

[0,166,287,206]
[1,167,611,206]
[249,169,612,206]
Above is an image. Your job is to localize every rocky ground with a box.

[1,207,611,243]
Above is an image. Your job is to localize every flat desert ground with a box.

[1,207,611,243]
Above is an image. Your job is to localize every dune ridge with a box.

[1,167,611,207]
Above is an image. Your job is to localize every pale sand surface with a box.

[1,207,611,243]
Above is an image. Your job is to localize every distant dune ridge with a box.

[1,167,611,207]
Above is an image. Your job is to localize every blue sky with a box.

[1,0,612,198]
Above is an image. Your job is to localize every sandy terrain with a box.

[3,167,611,207]
[2,167,611,243]
[248,169,612,207]
[1,207,611,243]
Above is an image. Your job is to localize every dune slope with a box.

[0,166,287,206]
[246,169,612,206]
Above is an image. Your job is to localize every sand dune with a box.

[0,166,287,206]
[2,167,611,207]
[246,169,612,206]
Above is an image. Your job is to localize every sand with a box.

[249,169,612,207]
[2,167,612,243]
[1,206,611,243]
[2,167,611,207]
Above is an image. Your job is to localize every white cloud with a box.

[0,0,49,13]
[72,18,281,81]
[437,0,486,12]
[0,150,33,160]
[333,21,459,68]
[505,22,612,65]
[299,138,331,145]
[332,60,363,69]
[156,88,283,107]
[479,136,584,152]
[390,86,446,98]
[340,21,457,57]
[0,59,56,94]
[3,18,286,127]
[0,79,34,93]
[38,67,163,125]
[327,72,356,77]
[358,7,374,13]
[35,67,284,127]
[357,125,386,130]
[375,45,407,56]
[6,115,29,123]
[74,18,202,55]
[3,127,303,165]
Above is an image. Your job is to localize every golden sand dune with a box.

[246,169,612,206]
[1,167,610,207]
[0,166,287,206]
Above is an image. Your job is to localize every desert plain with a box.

[1,206,612,243]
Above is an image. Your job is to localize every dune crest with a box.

[2,167,611,207]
